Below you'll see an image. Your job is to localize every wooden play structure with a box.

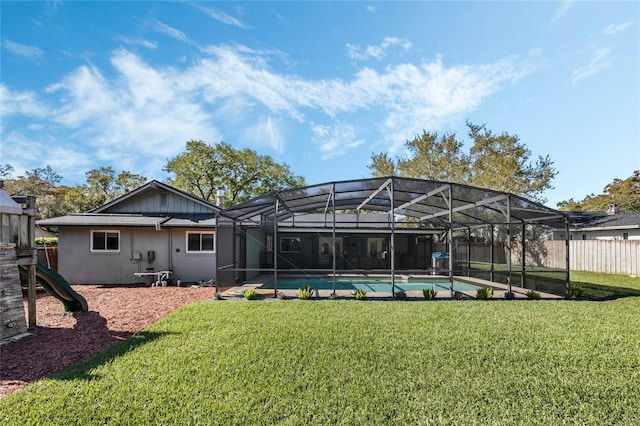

[0,189,36,341]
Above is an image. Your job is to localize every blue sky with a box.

[1,1,638,207]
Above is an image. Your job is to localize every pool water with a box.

[261,277,480,292]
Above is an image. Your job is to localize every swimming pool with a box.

[261,277,481,292]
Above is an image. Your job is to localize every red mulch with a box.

[0,284,219,398]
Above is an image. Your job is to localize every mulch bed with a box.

[0,284,218,398]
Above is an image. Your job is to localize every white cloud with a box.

[33,49,221,181]
[117,36,158,50]
[243,116,285,154]
[2,44,526,179]
[602,22,632,36]
[346,37,412,62]
[198,6,248,29]
[365,5,377,13]
[0,130,93,184]
[0,84,48,117]
[312,123,365,160]
[570,46,611,85]
[550,0,574,25]
[2,40,44,61]
[152,20,188,42]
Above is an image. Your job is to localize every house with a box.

[554,206,640,241]
[37,176,571,294]
[37,181,221,285]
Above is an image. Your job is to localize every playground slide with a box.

[19,263,88,312]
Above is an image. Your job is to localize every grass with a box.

[570,271,640,300]
[2,296,640,424]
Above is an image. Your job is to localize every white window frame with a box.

[91,230,120,253]
[186,231,216,253]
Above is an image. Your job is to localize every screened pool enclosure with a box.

[215,177,570,296]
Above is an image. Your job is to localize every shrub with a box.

[423,287,437,300]
[570,285,584,298]
[244,289,259,300]
[298,284,315,300]
[526,290,541,300]
[394,290,407,300]
[353,289,367,300]
[504,291,516,300]
[35,237,58,246]
[476,287,494,300]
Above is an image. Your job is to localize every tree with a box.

[165,140,305,205]
[397,131,469,182]
[3,165,62,197]
[368,152,396,177]
[2,165,63,219]
[369,122,557,202]
[0,164,14,179]
[465,122,556,201]
[64,167,148,213]
[557,170,640,212]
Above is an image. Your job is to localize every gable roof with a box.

[37,181,220,229]
[567,211,640,231]
[91,180,220,213]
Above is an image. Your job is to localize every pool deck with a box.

[219,274,562,300]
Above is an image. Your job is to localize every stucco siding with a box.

[169,227,217,284]
[58,226,172,284]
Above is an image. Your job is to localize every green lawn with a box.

[571,271,640,299]
[2,295,640,424]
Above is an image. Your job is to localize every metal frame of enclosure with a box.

[215,177,570,296]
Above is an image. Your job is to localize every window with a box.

[91,230,120,252]
[280,237,301,252]
[186,232,215,253]
[623,232,629,240]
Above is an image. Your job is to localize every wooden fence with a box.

[510,240,639,276]
[36,246,58,271]
[567,240,639,276]
[439,240,639,276]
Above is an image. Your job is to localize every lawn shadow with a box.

[576,281,640,300]
[0,310,171,387]
[54,327,172,382]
